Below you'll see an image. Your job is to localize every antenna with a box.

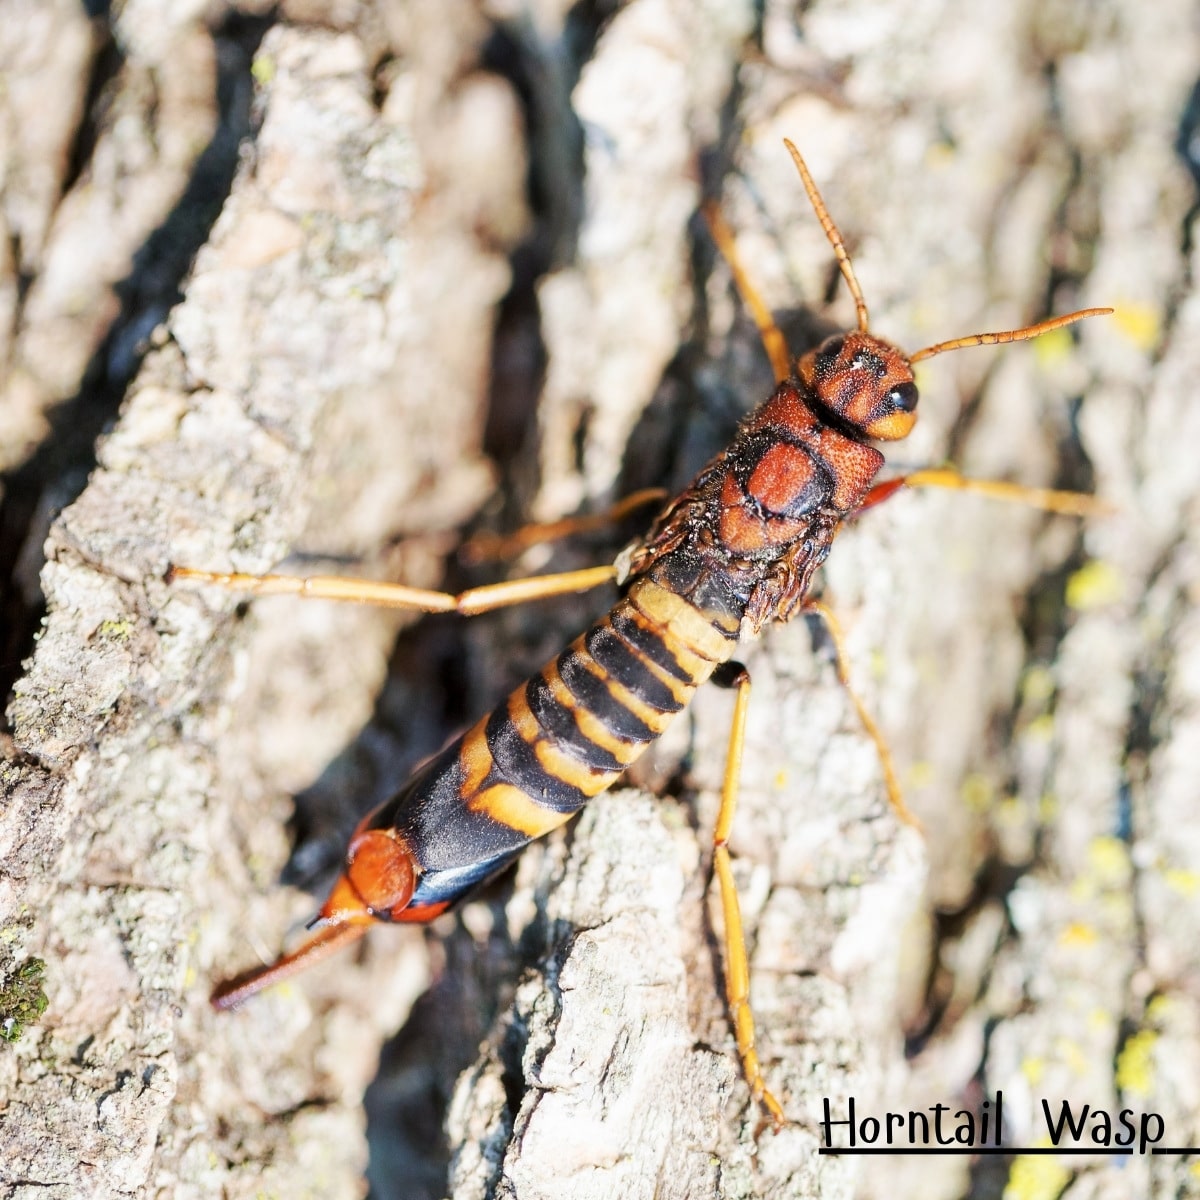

[783,139,871,333]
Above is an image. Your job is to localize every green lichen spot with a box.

[0,958,49,1042]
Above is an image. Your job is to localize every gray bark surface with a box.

[1,2,1198,1199]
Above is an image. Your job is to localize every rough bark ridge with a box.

[1,2,1197,1199]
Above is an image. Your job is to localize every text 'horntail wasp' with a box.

[171,139,1110,1124]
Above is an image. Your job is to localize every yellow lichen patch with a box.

[960,773,993,812]
[906,760,934,790]
[1164,867,1200,896]
[1065,560,1123,611]
[1004,1151,1071,1200]
[1058,922,1099,948]
[1116,1030,1158,1099]
[1099,891,1134,934]
[1020,664,1056,707]
[1031,326,1077,369]
[1025,713,1056,743]
[995,794,1029,829]
[251,53,276,85]
[1112,302,1160,352]
[1088,836,1132,888]
[1069,874,1093,903]
[925,141,956,170]
[1146,994,1175,1024]
[1054,1038,1091,1078]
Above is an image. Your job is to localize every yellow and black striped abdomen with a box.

[517,575,743,802]
[376,577,741,916]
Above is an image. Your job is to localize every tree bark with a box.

[2,2,1198,1199]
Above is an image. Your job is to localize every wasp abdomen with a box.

[378,576,739,914]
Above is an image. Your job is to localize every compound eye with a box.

[865,379,919,441]
[886,381,918,413]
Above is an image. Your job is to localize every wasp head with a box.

[797,330,918,441]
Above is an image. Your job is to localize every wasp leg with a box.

[702,202,793,385]
[857,468,1111,517]
[803,600,919,830]
[460,487,668,564]
[710,661,787,1129]
[167,563,618,615]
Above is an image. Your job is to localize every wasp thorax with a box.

[798,330,919,442]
